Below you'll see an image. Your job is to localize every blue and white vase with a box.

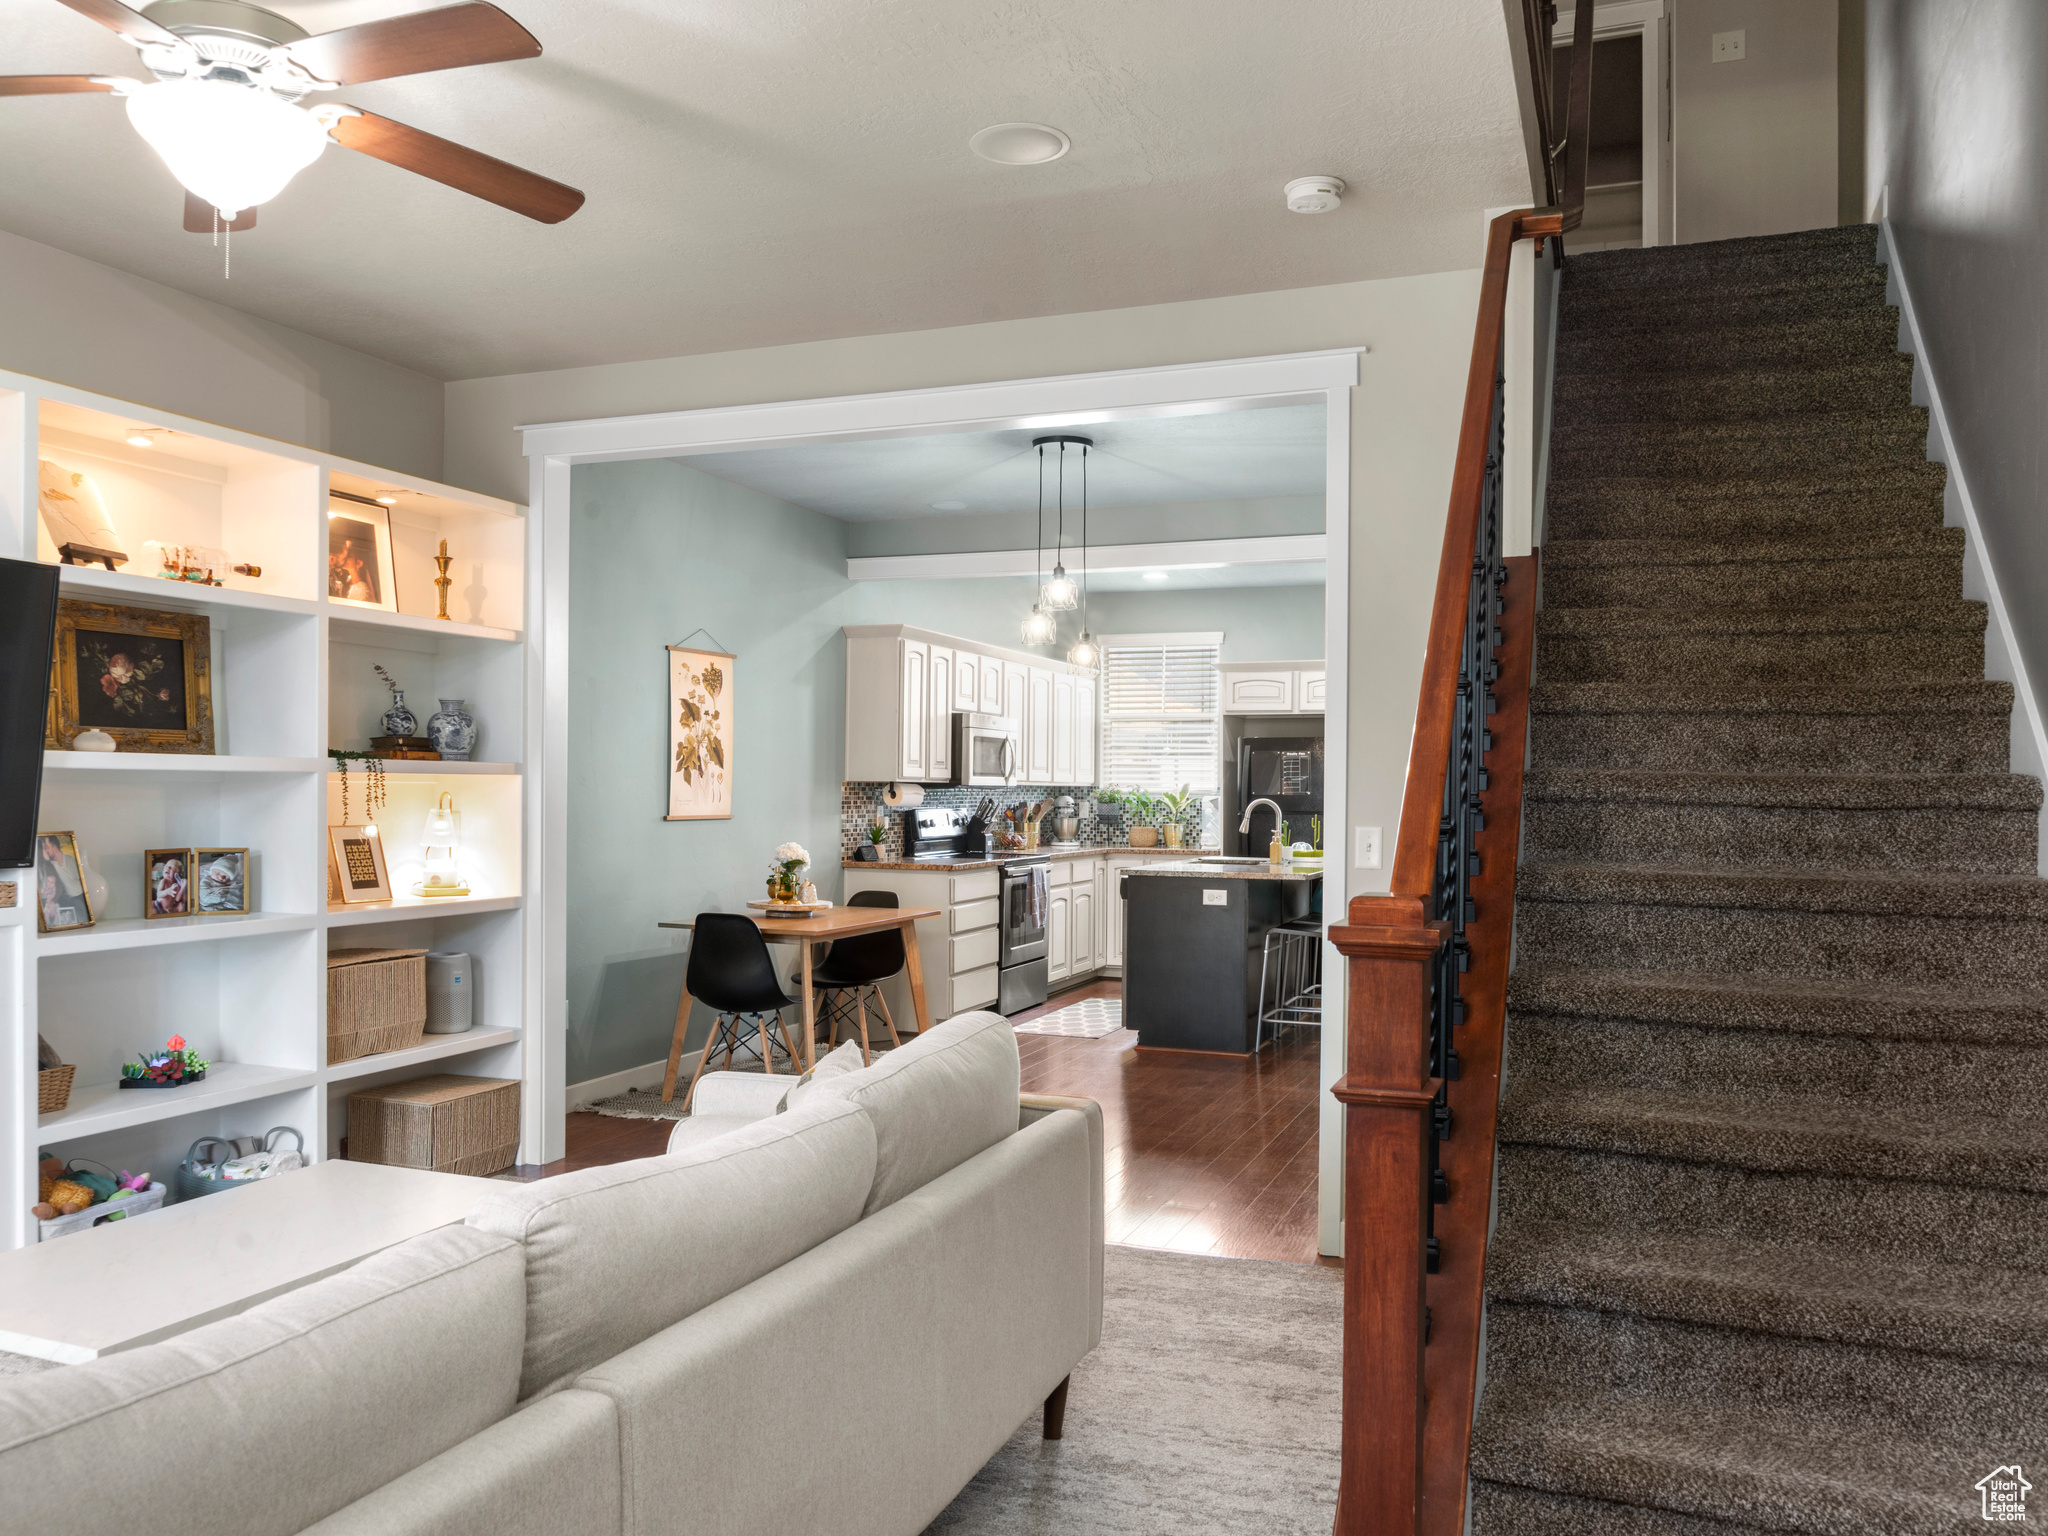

[381,690,417,738]
[427,698,477,761]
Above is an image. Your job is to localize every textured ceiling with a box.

[0,0,1532,380]
[683,400,1325,520]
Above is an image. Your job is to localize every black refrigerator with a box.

[1235,736,1323,856]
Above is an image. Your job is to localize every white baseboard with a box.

[1879,218,2048,876]
[566,1057,674,1110]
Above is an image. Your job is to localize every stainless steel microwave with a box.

[952,712,1021,786]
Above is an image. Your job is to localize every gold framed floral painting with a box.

[45,599,214,754]
[666,645,733,821]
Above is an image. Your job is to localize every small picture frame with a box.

[193,847,250,915]
[145,847,195,919]
[327,500,398,613]
[328,825,392,905]
[34,831,95,934]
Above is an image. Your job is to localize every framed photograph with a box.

[145,847,194,919]
[666,645,734,821]
[194,847,250,915]
[45,599,214,754]
[34,831,94,934]
[327,500,398,612]
[328,825,392,904]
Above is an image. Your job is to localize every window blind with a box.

[1099,639,1221,792]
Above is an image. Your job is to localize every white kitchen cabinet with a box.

[978,653,1004,715]
[953,647,981,712]
[1002,660,1027,729]
[899,640,929,780]
[1297,670,1327,712]
[1224,669,1294,713]
[1052,671,1076,784]
[1026,665,1054,782]
[1071,878,1096,974]
[1048,887,1071,982]
[1075,675,1097,786]
[927,645,953,782]
[843,866,1001,1027]
[1102,855,1151,971]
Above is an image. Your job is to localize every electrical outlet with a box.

[1355,826,1382,869]
[1712,29,1745,62]
[1202,889,1228,907]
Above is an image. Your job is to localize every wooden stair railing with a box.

[1328,10,1590,1534]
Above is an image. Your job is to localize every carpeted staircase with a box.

[1467,225,2048,1535]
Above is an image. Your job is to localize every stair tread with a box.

[1519,861,2048,919]
[1545,528,1960,568]
[1522,769,2037,811]
[1497,1083,2048,1190]
[1489,1224,2048,1367]
[1537,601,1985,638]
[1472,1387,2001,1536]
[1532,678,2012,716]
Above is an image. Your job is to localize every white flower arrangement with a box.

[774,842,810,866]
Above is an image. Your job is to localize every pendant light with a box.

[1021,441,1059,644]
[1039,436,1099,669]
[1039,436,1081,610]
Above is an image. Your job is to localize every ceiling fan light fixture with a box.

[126,76,327,217]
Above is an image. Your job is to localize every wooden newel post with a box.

[1330,894,1447,1536]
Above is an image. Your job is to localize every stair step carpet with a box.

[1468,224,2048,1536]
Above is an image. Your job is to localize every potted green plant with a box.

[1159,785,1197,849]
[857,817,888,862]
[1094,789,1124,823]
[1123,789,1161,847]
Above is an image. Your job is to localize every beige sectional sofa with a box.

[0,1012,1103,1536]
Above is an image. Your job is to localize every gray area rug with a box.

[925,1244,1341,1535]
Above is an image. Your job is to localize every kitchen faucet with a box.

[1240,798,1284,835]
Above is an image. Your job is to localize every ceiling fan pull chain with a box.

[224,218,230,280]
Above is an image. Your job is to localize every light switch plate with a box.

[1202,889,1228,906]
[1355,826,1382,869]
[1712,29,1745,62]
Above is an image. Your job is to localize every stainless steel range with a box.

[898,807,1051,1014]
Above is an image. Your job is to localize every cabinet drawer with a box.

[1048,860,1074,887]
[950,896,999,933]
[950,870,999,903]
[952,963,999,1012]
[950,927,1000,974]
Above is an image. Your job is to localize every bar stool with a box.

[811,890,907,1065]
[1256,919,1324,1052]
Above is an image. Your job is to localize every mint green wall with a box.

[845,495,1324,557]
[568,457,1322,1084]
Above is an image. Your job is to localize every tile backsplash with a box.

[840,783,1218,861]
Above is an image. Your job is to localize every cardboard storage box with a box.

[345,1074,520,1177]
[327,947,428,1065]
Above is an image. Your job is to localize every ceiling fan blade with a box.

[183,192,255,233]
[328,108,583,223]
[0,74,122,95]
[52,0,185,49]
[286,3,539,86]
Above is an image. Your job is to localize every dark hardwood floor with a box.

[511,979,1328,1264]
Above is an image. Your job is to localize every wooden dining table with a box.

[656,904,941,1098]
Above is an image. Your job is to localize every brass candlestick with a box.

[433,538,453,621]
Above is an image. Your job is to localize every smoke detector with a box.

[1284,175,1346,214]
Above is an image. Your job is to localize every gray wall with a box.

[567,455,1323,1083]
[1675,0,1839,243]
[0,227,444,480]
[1867,0,2048,714]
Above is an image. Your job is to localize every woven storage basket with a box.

[37,1064,76,1114]
[345,1074,520,1177]
[327,947,428,1064]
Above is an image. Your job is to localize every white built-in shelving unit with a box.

[0,367,539,1250]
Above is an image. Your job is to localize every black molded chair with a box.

[664,913,802,1108]
[811,890,906,1065]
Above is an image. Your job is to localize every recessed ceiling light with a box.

[374,494,397,504]
[1143,571,1169,582]
[931,500,967,511]
[126,430,157,447]
[970,123,1071,166]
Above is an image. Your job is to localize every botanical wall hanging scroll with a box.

[666,644,733,821]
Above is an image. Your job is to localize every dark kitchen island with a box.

[1121,859,1322,1054]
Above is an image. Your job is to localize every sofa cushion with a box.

[807,1010,1020,1215]
[778,1038,868,1111]
[468,1096,877,1400]
[0,1224,524,1536]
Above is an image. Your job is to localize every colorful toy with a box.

[31,1153,153,1224]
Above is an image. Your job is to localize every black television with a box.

[0,558,60,869]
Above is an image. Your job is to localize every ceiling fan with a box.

[1,0,584,230]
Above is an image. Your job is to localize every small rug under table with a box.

[924,1244,1341,1535]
